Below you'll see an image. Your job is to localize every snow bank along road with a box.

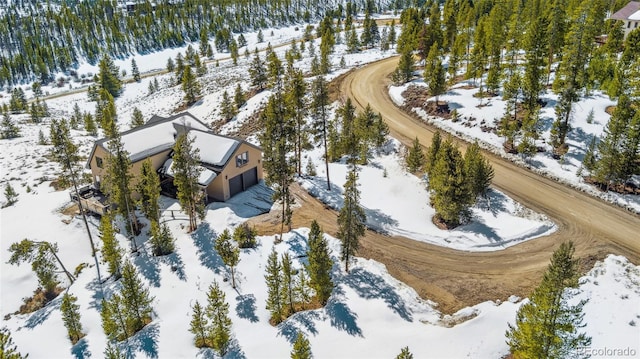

[327,56,640,313]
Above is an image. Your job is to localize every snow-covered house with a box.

[86,112,263,202]
[610,1,640,39]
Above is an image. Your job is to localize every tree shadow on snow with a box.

[286,230,309,257]
[191,223,226,274]
[160,251,187,281]
[324,284,362,337]
[71,337,91,359]
[278,310,321,344]
[196,339,246,359]
[133,252,161,287]
[25,295,61,328]
[125,322,160,359]
[235,294,259,323]
[342,268,412,322]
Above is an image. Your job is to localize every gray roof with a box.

[611,1,640,20]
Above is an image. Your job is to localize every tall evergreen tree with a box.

[337,168,366,273]
[425,131,442,177]
[281,253,295,316]
[290,332,312,359]
[136,158,160,222]
[463,142,494,199]
[131,58,140,82]
[190,301,208,348]
[234,84,245,109]
[172,132,205,232]
[506,242,591,358]
[285,66,308,176]
[104,342,126,359]
[182,65,201,106]
[103,124,139,237]
[0,111,20,139]
[131,107,144,128]
[220,90,236,121]
[424,43,446,104]
[119,260,154,335]
[249,50,268,91]
[393,48,414,85]
[310,75,332,190]
[96,54,122,98]
[206,281,232,356]
[406,137,426,173]
[149,220,175,256]
[265,247,284,324]
[429,137,473,227]
[99,214,123,279]
[50,118,101,280]
[61,292,84,344]
[306,220,333,305]
[214,229,240,289]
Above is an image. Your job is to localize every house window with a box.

[628,21,632,28]
[635,22,638,28]
[96,156,104,168]
[236,151,248,167]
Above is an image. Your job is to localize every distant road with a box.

[304,56,639,313]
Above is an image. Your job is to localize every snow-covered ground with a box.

[390,80,640,213]
[2,185,639,358]
[299,139,556,251]
[1,18,639,359]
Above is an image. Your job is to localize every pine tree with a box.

[50,118,102,280]
[406,137,426,173]
[0,327,27,359]
[70,103,82,129]
[97,54,122,98]
[593,95,633,187]
[249,50,268,91]
[290,332,312,359]
[463,142,494,199]
[190,301,209,348]
[119,260,154,335]
[265,247,284,324]
[281,253,295,316]
[220,90,236,121]
[234,84,245,109]
[99,214,123,279]
[182,66,201,106]
[337,168,366,273]
[396,346,414,359]
[38,129,48,145]
[206,281,232,356]
[149,220,175,256]
[61,292,84,344]
[429,137,473,227]
[8,239,75,293]
[103,124,139,236]
[393,48,414,85]
[425,131,442,177]
[338,98,359,163]
[215,229,240,288]
[84,112,98,136]
[101,295,129,341]
[172,132,205,232]
[233,223,257,249]
[131,58,140,82]
[96,88,117,138]
[136,158,160,223]
[310,75,332,190]
[306,220,333,305]
[166,57,175,73]
[260,92,295,238]
[285,66,307,176]
[3,182,18,207]
[506,242,591,358]
[294,268,312,310]
[0,111,20,139]
[131,107,144,128]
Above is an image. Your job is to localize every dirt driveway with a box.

[251,56,640,314]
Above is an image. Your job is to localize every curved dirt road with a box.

[253,57,640,313]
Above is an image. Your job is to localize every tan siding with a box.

[208,143,263,201]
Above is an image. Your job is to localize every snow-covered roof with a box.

[189,129,240,168]
[161,158,217,187]
[96,112,209,163]
[611,1,640,20]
